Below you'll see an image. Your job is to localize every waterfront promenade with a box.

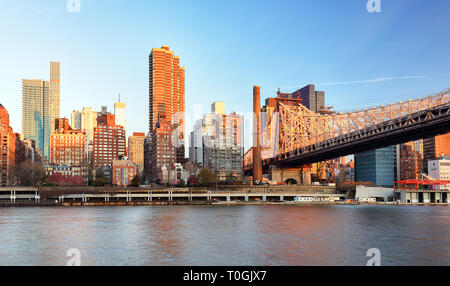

[0,185,343,206]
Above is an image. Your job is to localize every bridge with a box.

[244,89,450,175]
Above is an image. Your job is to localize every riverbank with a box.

[1,200,448,207]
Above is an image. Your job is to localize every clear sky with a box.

[1,0,449,150]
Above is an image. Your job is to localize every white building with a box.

[428,158,450,190]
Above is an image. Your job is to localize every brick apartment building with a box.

[50,118,86,166]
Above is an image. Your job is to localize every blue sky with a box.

[1,0,449,147]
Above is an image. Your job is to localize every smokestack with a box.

[253,86,263,183]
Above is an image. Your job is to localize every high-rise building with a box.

[50,118,86,167]
[92,114,126,169]
[355,146,397,187]
[114,99,126,131]
[189,103,244,182]
[128,132,145,173]
[143,134,152,180]
[423,133,450,173]
[71,107,99,146]
[211,101,225,115]
[147,45,186,180]
[0,104,16,186]
[189,119,204,166]
[399,144,423,180]
[291,84,325,113]
[49,61,60,133]
[148,45,185,134]
[22,79,50,160]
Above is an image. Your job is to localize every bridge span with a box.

[244,89,450,174]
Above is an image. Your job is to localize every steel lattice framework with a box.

[278,89,450,154]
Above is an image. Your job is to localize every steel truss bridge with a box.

[244,89,450,171]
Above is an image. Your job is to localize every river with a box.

[0,205,448,266]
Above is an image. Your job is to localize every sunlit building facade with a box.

[49,61,60,133]
[128,132,145,173]
[50,118,86,166]
[93,114,126,169]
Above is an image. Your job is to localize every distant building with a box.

[50,118,86,166]
[399,143,423,180]
[93,113,126,169]
[149,46,185,164]
[143,134,152,181]
[189,102,244,182]
[423,134,450,173]
[149,119,176,182]
[49,61,61,133]
[71,107,99,148]
[189,119,204,166]
[114,100,126,132]
[22,79,50,160]
[428,158,450,190]
[112,158,137,186]
[128,132,145,173]
[355,146,397,187]
[0,104,16,186]
[149,45,185,133]
[211,101,225,115]
[291,84,325,113]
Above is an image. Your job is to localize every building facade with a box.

[189,103,244,182]
[50,118,86,179]
[22,79,50,160]
[149,45,185,133]
[428,158,450,190]
[355,146,397,187]
[114,101,126,132]
[128,132,145,174]
[49,61,60,133]
[423,133,450,173]
[71,107,98,147]
[112,158,137,186]
[399,143,423,180]
[0,104,16,186]
[291,84,325,113]
[93,114,126,169]
[149,119,176,182]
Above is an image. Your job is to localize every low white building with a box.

[355,186,397,202]
[428,158,450,190]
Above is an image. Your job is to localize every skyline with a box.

[1,0,450,141]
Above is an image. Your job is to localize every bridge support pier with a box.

[269,165,312,185]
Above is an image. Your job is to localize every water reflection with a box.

[0,205,448,265]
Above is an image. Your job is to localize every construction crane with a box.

[420,173,435,180]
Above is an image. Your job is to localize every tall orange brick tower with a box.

[148,46,185,133]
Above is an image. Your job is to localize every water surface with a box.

[0,205,448,265]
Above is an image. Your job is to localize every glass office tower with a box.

[355,146,397,187]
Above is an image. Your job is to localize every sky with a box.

[1,0,449,151]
